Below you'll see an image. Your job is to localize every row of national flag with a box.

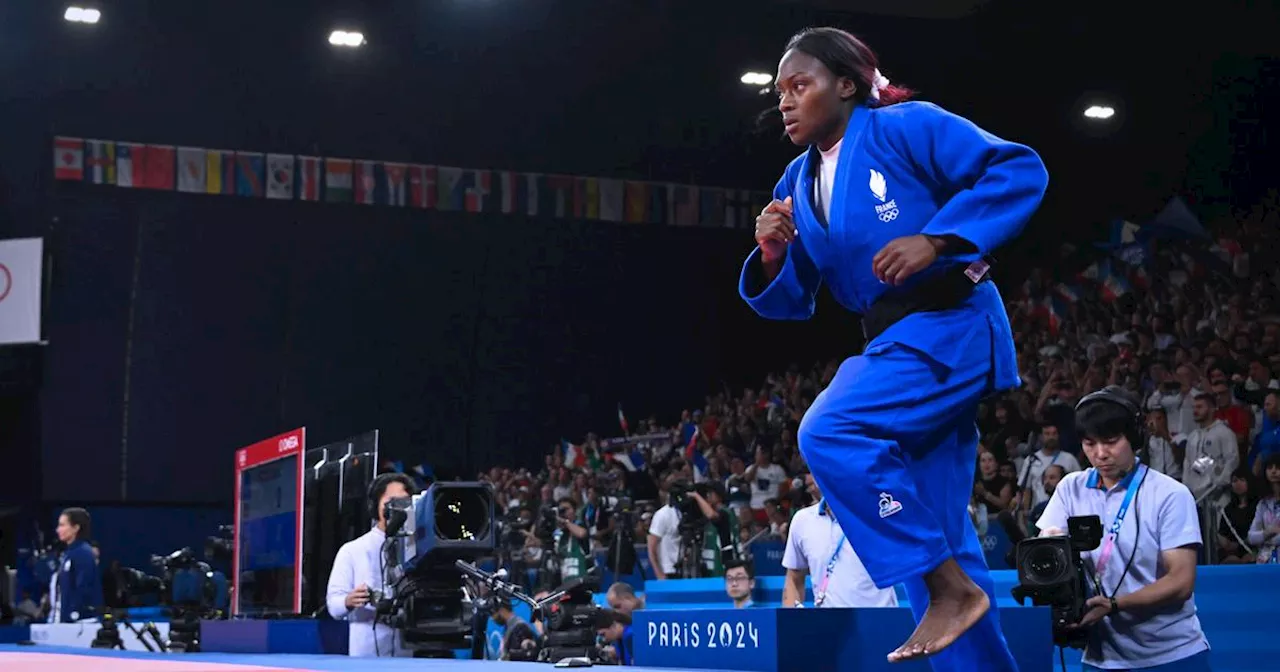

[52,136,772,229]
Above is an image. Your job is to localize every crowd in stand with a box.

[472,197,1280,582]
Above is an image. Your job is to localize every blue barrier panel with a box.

[634,606,1053,672]
[749,540,786,576]
[0,626,30,644]
[200,619,349,654]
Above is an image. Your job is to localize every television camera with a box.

[96,537,231,653]
[457,560,618,665]
[374,481,497,658]
[1010,514,1104,649]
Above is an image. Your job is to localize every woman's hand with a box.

[872,234,942,285]
[755,197,795,262]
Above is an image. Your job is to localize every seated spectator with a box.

[1247,454,1280,563]
[974,449,1014,515]
[723,559,757,608]
[1218,468,1258,564]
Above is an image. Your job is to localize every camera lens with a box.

[1024,545,1069,583]
[433,487,492,541]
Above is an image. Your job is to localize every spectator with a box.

[974,450,1014,515]
[1179,393,1239,509]
[1028,465,1066,534]
[745,446,787,524]
[1246,453,1280,563]
[1145,407,1182,479]
[1218,468,1258,564]
[1017,423,1082,511]
[646,484,681,580]
[1247,391,1280,474]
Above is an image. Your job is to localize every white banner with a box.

[0,237,43,345]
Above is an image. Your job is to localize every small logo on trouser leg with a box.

[878,493,902,518]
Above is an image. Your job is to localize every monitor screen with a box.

[236,454,299,615]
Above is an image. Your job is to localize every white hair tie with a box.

[868,69,891,101]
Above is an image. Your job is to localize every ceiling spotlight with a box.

[64,6,101,23]
[328,30,366,47]
[740,71,773,86]
[1083,105,1115,120]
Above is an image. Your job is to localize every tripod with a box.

[91,611,168,652]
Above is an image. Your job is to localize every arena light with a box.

[1083,105,1115,120]
[64,6,101,23]
[740,71,773,86]
[328,30,365,47]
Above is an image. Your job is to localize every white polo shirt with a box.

[1038,466,1210,669]
[782,502,897,608]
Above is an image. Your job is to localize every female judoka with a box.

[741,27,1048,669]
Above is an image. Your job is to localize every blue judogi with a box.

[741,101,1047,671]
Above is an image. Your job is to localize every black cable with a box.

[1059,645,1067,672]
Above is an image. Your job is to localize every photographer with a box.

[1037,387,1210,670]
[691,482,738,577]
[551,498,593,584]
[646,481,682,580]
[492,596,537,660]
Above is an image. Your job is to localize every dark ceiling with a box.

[0,0,1276,236]
[780,0,992,19]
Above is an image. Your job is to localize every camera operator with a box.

[691,482,738,577]
[551,498,593,584]
[45,508,103,623]
[325,473,415,657]
[581,486,616,550]
[597,609,634,666]
[646,480,682,580]
[492,596,538,660]
[1037,387,1210,671]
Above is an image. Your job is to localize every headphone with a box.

[367,473,411,523]
[1074,385,1147,463]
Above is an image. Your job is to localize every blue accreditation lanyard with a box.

[1094,464,1145,577]
[813,499,846,606]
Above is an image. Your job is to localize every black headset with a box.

[1074,385,1147,461]
[367,473,411,522]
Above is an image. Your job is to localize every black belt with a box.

[861,259,993,343]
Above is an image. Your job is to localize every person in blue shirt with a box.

[47,507,103,623]
[742,27,1047,668]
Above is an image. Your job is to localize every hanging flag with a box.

[176,147,206,193]
[598,179,624,222]
[436,166,464,210]
[407,165,436,208]
[234,152,265,197]
[205,150,235,195]
[669,185,699,226]
[575,177,597,219]
[143,145,176,190]
[546,175,574,218]
[464,169,491,213]
[84,139,115,185]
[624,181,649,224]
[382,162,407,206]
[647,183,669,225]
[295,156,322,201]
[324,158,353,202]
[522,173,542,217]
[495,171,522,215]
[698,188,725,227]
[115,142,144,188]
[266,154,295,200]
[354,160,377,204]
[724,189,752,229]
[617,403,629,436]
[53,137,84,181]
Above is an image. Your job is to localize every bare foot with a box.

[887,558,990,663]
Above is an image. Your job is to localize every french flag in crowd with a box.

[1043,295,1067,335]
[617,404,629,436]
[1053,283,1082,304]
[610,448,645,472]
[562,439,586,469]
[1101,271,1131,302]
[684,428,709,481]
